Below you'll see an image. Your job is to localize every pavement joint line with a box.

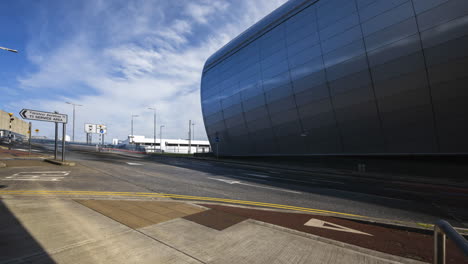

[73,200,207,264]
[0,190,363,217]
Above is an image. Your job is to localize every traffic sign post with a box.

[19,109,68,162]
[84,124,107,148]
[62,123,66,161]
[28,122,31,155]
[20,109,67,123]
[54,119,59,160]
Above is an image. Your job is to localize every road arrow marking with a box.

[126,162,143,166]
[304,218,373,236]
[207,177,301,194]
[208,177,240,184]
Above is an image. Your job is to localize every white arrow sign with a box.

[20,109,68,123]
[304,218,373,236]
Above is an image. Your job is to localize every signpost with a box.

[20,109,67,123]
[85,124,96,144]
[28,122,31,155]
[20,109,68,161]
[84,124,107,147]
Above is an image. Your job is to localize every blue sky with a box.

[1,0,286,141]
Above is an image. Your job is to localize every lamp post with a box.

[148,107,156,153]
[159,125,165,152]
[0,47,18,53]
[1,47,18,148]
[192,122,195,141]
[131,114,139,145]
[66,102,82,142]
[188,120,192,154]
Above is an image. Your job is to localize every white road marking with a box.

[244,173,271,178]
[126,162,143,166]
[2,171,70,182]
[208,177,301,194]
[241,172,343,185]
[304,218,373,236]
[13,148,28,151]
[208,178,240,184]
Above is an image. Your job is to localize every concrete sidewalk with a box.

[0,198,432,264]
[0,146,51,161]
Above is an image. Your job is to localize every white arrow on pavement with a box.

[304,218,373,236]
[207,177,301,194]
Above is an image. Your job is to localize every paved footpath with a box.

[0,196,439,264]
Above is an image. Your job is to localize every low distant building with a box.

[0,110,29,140]
[121,135,210,154]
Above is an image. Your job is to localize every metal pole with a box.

[434,226,446,264]
[216,143,219,159]
[160,125,164,152]
[61,123,66,162]
[192,123,195,141]
[28,122,32,155]
[188,120,191,154]
[54,122,58,160]
[154,110,156,153]
[72,105,75,142]
[8,113,13,149]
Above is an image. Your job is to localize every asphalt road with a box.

[1,143,467,227]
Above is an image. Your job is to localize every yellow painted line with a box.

[0,190,363,217]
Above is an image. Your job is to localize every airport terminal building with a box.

[201,0,468,156]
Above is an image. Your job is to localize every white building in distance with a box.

[121,135,210,154]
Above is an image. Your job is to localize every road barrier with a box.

[433,219,468,264]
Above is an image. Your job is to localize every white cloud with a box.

[14,0,288,142]
[184,1,230,24]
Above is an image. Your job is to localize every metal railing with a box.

[434,219,468,264]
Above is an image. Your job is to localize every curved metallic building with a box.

[201,0,468,156]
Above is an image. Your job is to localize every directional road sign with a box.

[20,109,68,123]
[85,124,96,133]
[97,125,107,134]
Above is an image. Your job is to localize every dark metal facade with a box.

[201,0,468,156]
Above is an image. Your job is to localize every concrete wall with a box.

[0,110,29,137]
[201,0,468,156]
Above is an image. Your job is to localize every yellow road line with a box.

[0,190,363,217]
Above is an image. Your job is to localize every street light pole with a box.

[131,114,139,146]
[0,46,18,53]
[160,125,165,152]
[66,102,82,142]
[188,120,192,154]
[148,107,156,153]
[192,122,195,141]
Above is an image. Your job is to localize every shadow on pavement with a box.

[0,199,56,263]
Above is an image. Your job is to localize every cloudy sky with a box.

[0,0,287,142]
